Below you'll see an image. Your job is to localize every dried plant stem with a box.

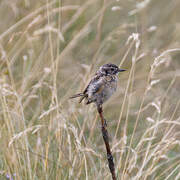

[97,106,116,180]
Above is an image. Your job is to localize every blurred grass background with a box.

[0,0,180,179]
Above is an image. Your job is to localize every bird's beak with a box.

[118,69,126,72]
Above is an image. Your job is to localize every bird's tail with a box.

[69,93,86,103]
[69,93,84,99]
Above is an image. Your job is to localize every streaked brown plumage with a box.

[70,63,126,108]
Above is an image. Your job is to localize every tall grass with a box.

[0,0,180,179]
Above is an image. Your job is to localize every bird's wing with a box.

[83,74,105,95]
[83,74,99,94]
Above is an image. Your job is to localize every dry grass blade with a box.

[0,0,180,179]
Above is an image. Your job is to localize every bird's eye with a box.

[111,68,114,71]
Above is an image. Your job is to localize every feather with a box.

[69,93,84,99]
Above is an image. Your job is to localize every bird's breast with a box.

[102,75,117,101]
[104,75,117,90]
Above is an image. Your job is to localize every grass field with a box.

[0,0,180,179]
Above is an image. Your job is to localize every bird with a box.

[70,63,126,112]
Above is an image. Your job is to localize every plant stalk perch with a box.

[97,106,116,180]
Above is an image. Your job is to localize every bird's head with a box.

[98,63,126,75]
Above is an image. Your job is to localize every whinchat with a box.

[70,63,126,111]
